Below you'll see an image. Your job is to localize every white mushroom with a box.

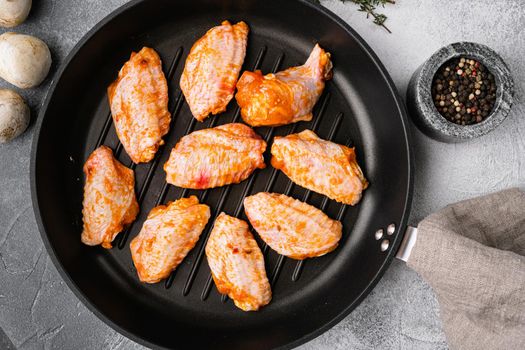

[0,88,30,143]
[0,0,32,28]
[0,32,51,88]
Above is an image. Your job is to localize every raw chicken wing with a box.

[108,47,171,163]
[271,130,368,205]
[164,123,266,189]
[244,192,342,259]
[235,44,332,127]
[206,213,271,311]
[81,146,139,249]
[181,21,249,121]
[130,196,210,283]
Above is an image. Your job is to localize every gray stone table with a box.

[1,0,523,349]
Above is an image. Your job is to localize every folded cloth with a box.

[407,188,525,350]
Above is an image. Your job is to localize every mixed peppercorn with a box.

[431,57,497,125]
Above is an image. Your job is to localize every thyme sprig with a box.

[350,0,395,33]
[311,0,395,33]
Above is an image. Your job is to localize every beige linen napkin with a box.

[407,188,525,350]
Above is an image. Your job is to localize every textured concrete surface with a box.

[0,0,523,349]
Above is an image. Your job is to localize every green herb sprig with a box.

[350,0,395,33]
[310,0,395,33]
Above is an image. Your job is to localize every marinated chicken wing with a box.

[108,47,171,163]
[81,146,139,249]
[235,44,332,127]
[206,213,271,311]
[271,130,368,205]
[181,21,249,121]
[130,196,210,283]
[164,123,266,189]
[244,192,342,259]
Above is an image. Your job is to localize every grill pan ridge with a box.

[30,1,413,349]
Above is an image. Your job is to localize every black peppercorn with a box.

[431,57,497,125]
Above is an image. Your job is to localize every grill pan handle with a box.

[395,226,418,262]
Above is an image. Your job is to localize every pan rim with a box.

[30,0,414,349]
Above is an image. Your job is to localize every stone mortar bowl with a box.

[407,42,514,143]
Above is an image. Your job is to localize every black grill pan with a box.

[30,0,413,348]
